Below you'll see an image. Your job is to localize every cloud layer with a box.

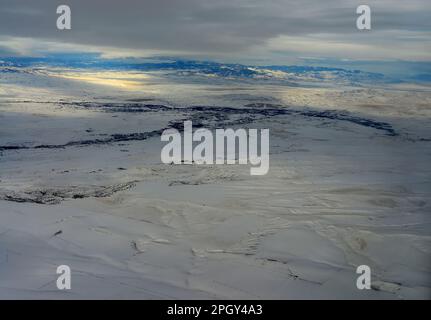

[0,0,430,63]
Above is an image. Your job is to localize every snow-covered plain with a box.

[0,68,430,299]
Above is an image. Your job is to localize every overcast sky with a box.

[0,0,430,65]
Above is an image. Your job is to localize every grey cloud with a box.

[0,45,19,56]
[0,0,430,60]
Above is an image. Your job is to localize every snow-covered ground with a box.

[0,69,430,299]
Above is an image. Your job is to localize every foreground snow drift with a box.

[0,69,430,299]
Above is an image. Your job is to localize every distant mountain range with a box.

[0,54,428,84]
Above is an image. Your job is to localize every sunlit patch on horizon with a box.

[49,70,152,90]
